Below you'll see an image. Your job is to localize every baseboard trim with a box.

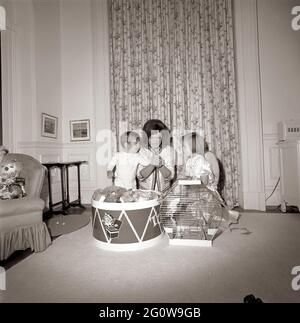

[241,192,266,211]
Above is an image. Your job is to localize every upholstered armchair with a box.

[0,153,51,260]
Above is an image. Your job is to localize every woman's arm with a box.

[137,150,158,179]
[139,164,156,179]
[159,147,175,179]
[139,159,171,179]
[158,163,172,179]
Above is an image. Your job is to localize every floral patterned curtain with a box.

[109,0,240,208]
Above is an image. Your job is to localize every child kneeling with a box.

[182,132,215,188]
[107,131,150,190]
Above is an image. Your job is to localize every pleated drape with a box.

[109,0,239,207]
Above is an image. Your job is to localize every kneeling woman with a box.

[138,120,175,192]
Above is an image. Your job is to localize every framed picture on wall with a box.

[70,119,91,142]
[41,113,58,139]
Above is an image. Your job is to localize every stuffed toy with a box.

[120,189,159,203]
[0,160,25,200]
[92,186,160,204]
[92,186,127,203]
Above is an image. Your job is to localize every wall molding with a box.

[18,141,97,149]
[18,140,64,149]
[91,0,111,190]
[63,142,96,149]
[263,133,278,140]
[234,0,266,211]
[1,0,17,152]
[263,132,280,205]
[29,0,37,141]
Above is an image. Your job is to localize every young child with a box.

[107,131,150,190]
[182,133,227,207]
[204,140,220,191]
[182,132,214,187]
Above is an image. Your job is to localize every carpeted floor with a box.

[1,212,300,303]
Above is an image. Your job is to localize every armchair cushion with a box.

[0,196,45,217]
[0,197,45,231]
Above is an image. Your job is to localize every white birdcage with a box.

[160,180,238,246]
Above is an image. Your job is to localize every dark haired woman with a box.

[137,119,175,192]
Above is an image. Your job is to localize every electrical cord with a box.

[265,177,280,202]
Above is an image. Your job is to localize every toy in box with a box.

[160,179,239,246]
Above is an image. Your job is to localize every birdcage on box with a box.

[160,179,238,247]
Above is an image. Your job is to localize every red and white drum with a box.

[91,197,165,251]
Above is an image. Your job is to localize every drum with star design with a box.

[92,195,164,250]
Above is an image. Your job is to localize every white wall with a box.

[33,0,62,142]
[258,0,300,205]
[1,0,63,204]
[60,0,94,142]
[60,0,96,203]
[20,0,63,203]
[234,0,300,209]
[1,0,63,145]
[60,0,111,203]
[0,5,5,30]
[1,0,111,204]
[1,0,15,150]
[234,0,266,210]
[11,0,36,144]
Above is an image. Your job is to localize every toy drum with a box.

[91,196,164,251]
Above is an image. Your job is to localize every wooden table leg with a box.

[60,165,68,215]
[66,165,70,207]
[77,164,85,209]
[47,168,53,213]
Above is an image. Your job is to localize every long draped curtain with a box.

[109,0,240,208]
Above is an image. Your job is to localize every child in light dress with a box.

[182,132,226,207]
[107,131,150,190]
[204,141,220,191]
[182,132,215,188]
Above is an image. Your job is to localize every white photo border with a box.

[41,113,58,139]
[70,119,91,142]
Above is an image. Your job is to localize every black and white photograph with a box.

[70,119,90,141]
[0,0,300,311]
[41,113,58,139]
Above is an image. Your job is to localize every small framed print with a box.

[70,119,91,142]
[41,113,58,139]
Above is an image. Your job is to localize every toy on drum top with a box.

[91,186,164,251]
[160,179,239,247]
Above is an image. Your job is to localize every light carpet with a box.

[1,212,300,303]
